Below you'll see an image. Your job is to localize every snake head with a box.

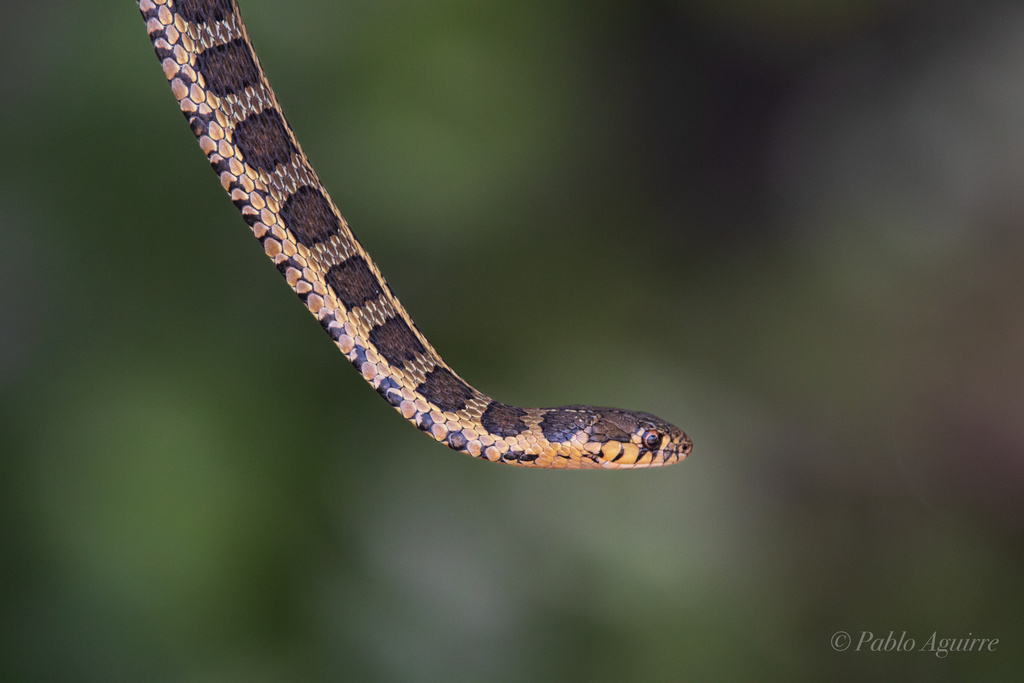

[591,408,692,468]
[547,406,692,468]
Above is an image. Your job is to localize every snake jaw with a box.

[603,431,691,468]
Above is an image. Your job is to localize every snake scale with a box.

[138,0,692,468]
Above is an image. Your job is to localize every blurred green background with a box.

[2,0,1023,679]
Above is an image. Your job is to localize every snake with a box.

[137,0,692,468]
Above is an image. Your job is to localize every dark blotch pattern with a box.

[196,39,259,97]
[145,6,174,59]
[232,108,297,171]
[176,0,234,25]
[349,344,368,372]
[503,450,537,463]
[540,407,594,444]
[317,311,345,343]
[367,317,425,370]
[273,255,303,277]
[188,109,217,139]
[280,186,340,247]
[325,255,383,310]
[481,402,528,437]
[447,432,467,450]
[417,367,474,413]
[376,376,403,408]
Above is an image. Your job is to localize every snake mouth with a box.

[597,440,692,468]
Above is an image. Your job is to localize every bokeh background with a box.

[2,0,1023,679]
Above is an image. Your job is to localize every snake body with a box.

[138,0,692,468]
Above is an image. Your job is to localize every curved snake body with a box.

[138,0,692,468]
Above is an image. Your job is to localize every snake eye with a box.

[643,431,662,450]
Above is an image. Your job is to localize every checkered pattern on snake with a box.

[138,0,692,468]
